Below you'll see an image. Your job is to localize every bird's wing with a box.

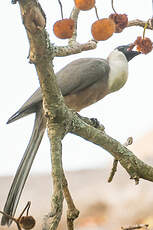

[57,58,110,95]
[20,88,42,109]
[7,88,42,124]
[21,58,110,106]
[7,58,110,123]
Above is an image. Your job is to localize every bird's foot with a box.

[11,0,18,4]
[90,118,100,128]
[77,114,105,131]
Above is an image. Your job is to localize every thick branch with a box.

[47,126,64,230]
[15,1,153,230]
[72,113,153,183]
[18,1,71,230]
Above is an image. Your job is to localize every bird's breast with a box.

[108,61,128,93]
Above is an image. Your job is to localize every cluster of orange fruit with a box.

[53,0,152,54]
[53,0,128,40]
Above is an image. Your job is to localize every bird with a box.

[1,44,140,226]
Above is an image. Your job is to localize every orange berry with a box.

[19,216,36,230]
[53,19,74,39]
[75,0,95,11]
[91,18,115,41]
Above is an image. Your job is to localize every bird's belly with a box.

[64,81,109,112]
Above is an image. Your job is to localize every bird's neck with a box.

[107,51,128,93]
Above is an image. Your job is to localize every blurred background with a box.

[0,0,153,229]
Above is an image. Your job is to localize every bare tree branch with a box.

[52,6,97,57]
[121,224,149,230]
[69,7,80,43]
[72,113,153,184]
[62,175,79,230]
[53,40,97,57]
[128,19,153,30]
[108,137,133,183]
[12,1,153,230]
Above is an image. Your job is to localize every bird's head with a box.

[116,44,141,62]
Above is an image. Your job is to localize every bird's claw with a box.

[90,118,100,128]
[11,0,18,4]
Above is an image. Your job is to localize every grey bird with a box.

[1,44,140,226]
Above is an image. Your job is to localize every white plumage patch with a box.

[107,50,128,93]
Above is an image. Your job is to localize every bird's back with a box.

[7,58,110,123]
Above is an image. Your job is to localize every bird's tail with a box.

[1,109,46,226]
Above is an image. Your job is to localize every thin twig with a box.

[121,224,149,230]
[0,211,17,223]
[108,137,133,183]
[62,173,79,230]
[0,211,22,230]
[108,159,118,182]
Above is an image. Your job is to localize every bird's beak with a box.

[115,44,141,61]
[126,44,141,55]
[124,44,141,61]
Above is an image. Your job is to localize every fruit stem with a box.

[58,0,64,20]
[26,201,31,216]
[111,0,117,14]
[18,201,31,220]
[94,5,99,20]
[143,22,148,39]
